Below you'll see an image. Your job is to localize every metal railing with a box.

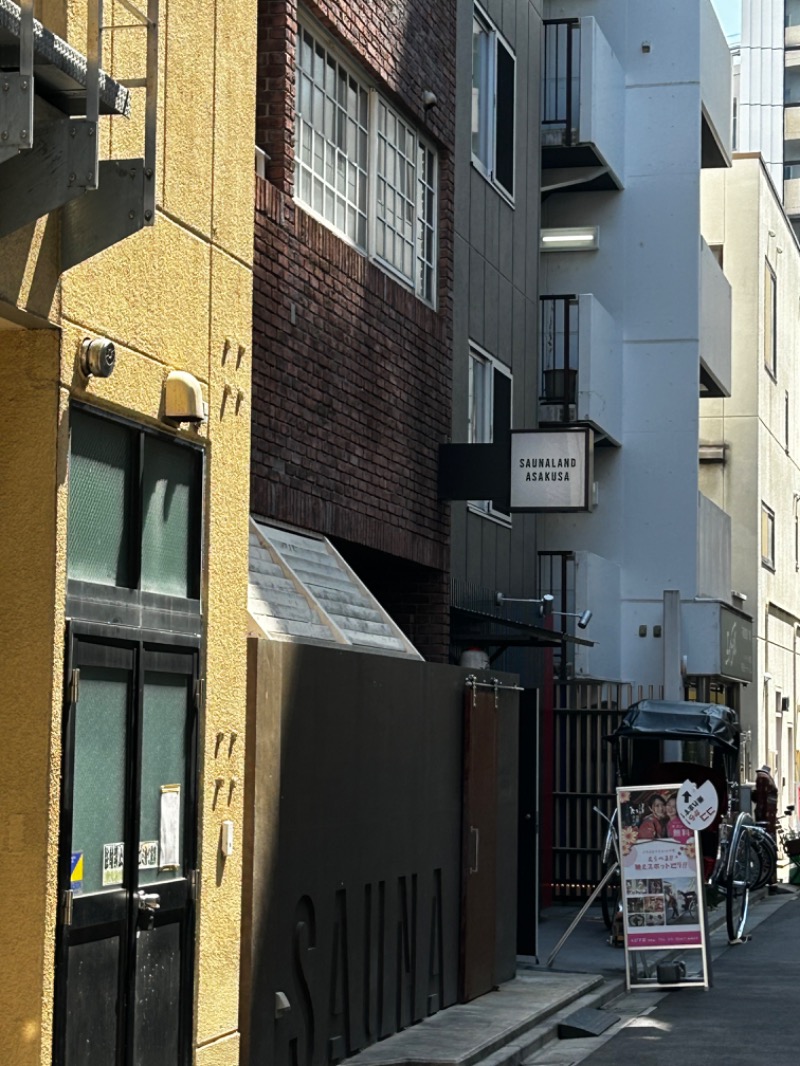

[540,295,578,424]
[550,680,664,902]
[542,20,580,147]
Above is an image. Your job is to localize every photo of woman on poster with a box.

[636,793,668,839]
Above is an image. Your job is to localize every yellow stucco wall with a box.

[0,331,65,1065]
[0,0,257,1058]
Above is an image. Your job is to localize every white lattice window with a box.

[295,22,438,304]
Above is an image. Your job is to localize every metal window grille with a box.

[294,24,436,302]
[295,28,369,248]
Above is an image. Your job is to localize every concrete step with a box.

[341,973,614,1066]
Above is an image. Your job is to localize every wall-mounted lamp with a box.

[540,227,599,252]
[164,370,206,423]
[496,592,592,628]
[422,90,437,110]
[496,591,554,616]
[80,337,116,378]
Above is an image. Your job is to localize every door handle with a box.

[136,890,161,912]
[469,826,479,873]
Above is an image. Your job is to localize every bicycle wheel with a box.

[750,830,777,890]
[599,859,622,930]
[726,828,751,941]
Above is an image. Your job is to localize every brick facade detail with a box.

[252,0,456,661]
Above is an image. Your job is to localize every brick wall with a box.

[252,0,456,661]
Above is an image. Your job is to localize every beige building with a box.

[702,153,800,815]
[0,0,256,1062]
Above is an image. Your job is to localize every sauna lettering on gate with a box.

[278,870,446,1066]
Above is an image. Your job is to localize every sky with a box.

[711,0,742,41]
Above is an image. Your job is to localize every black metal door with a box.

[459,685,497,1002]
[516,690,539,956]
[54,627,198,1066]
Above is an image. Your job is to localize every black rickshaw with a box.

[602,699,774,943]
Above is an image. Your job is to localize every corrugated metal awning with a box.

[248,518,422,660]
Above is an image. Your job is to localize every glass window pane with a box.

[139,672,190,885]
[141,438,200,598]
[495,41,515,195]
[72,668,129,894]
[67,409,133,587]
[472,18,491,165]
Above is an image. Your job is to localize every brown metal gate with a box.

[551,681,663,902]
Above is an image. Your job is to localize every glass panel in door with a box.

[71,667,129,893]
[138,672,190,885]
[63,662,131,1066]
[132,669,193,1066]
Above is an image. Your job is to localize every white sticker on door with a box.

[160,785,181,869]
[102,841,125,886]
[139,840,159,869]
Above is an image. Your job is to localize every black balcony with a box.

[540,295,578,423]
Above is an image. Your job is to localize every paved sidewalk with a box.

[342,888,798,1066]
[570,889,800,1066]
[524,887,800,1066]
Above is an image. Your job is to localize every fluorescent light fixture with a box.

[540,226,599,251]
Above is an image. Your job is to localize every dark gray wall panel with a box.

[242,641,519,1066]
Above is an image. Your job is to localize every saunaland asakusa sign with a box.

[509,428,594,512]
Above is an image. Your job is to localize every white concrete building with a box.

[535,1,745,703]
[702,155,800,810]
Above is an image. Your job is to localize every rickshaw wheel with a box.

[726,829,751,941]
[599,859,621,930]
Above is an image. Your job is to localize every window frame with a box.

[764,259,777,379]
[786,390,790,454]
[471,4,516,203]
[66,403,204,628]
[761,502,776,571]
[468,343,512,523]
[294,19,438,306]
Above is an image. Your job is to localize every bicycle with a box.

[777,806,800,874]
[754,805,800,885]
[596,806,621,932]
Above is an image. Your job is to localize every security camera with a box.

[422,90,437,110]
[80,337,116,378]
[577,609,593,630]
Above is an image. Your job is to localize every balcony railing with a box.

[541,17,624,189]
[540,294,578,417]
[539,293,622,444]
[542,20,581,149]
[0,0,158,263]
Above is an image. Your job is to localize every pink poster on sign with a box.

[617,785,704,950]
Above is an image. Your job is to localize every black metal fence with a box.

[551,681,664,901]
[542,20,581,146]
[540,295,578,419]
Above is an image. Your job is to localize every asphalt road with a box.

[579,893,800,1065]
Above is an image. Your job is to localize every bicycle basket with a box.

[785,836,800,858]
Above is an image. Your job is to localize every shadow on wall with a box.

[240,639,468,1066]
